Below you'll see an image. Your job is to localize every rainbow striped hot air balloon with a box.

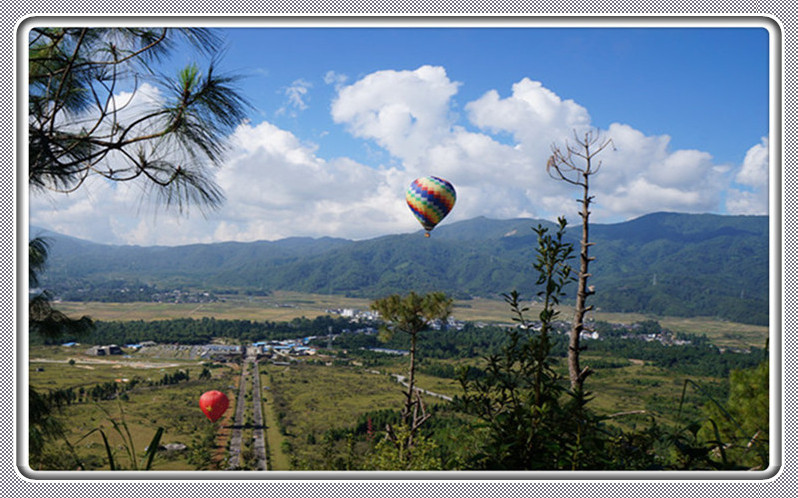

[406,176,456,237]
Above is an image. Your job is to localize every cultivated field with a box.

[53,291,769,349]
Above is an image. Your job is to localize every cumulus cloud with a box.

[726,137,769,215]
[735,137,769,189]
[331,65,461,164]
[30,176,168,245]
[30,120,412,245]
[212,120,410,241]
[29,65,768,246]
[580,123,728,220]
[330,67,744,225]
[28,81,221,245]
[466,78,592,152]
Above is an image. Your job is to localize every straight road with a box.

[227,356,268,470]
[250,359,268,470]
[227,360,248,469]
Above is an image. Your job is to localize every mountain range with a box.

[31,212,770,325]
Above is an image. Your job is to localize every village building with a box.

[87,344,123,356]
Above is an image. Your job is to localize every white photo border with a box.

[7,4,788,493]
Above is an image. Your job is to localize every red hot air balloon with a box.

[199,390,229,422]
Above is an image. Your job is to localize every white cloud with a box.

[330,68,743,224]
[466,78,592,151]
[583,123,727,220]
[212,120,411,240]
[726,137,769,215]
[735,137,769,188]
[277,79,313,115]
[30,65,768,247]
[30,177,161,245]
[323,70,348,90]
[331,65,461,164]
[30,119,414,245]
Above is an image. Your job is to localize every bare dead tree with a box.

[546,129,614,393]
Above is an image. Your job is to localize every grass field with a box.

[53,291,769,349]
[29,350,203,391]
[244,356,723,470]
[257,364,291,470]
[28,346,239,471]
[27,340,737,471]
[29,290,768,471]
[263,361,404,470]
[54,291,374,323]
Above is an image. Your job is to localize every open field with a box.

[247,357,724,470]
[257,364,291,470]
[53,291,769,349]
[54,291,536,324]
[28,290,768,471]
[27,340,741,471]
[27,346,239,471]
[262,361,404,470]
[54,291,373,323]
[29,350,203,391]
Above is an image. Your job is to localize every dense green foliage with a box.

[35,212,768,324]
[701,359,770,469]
[457,220,590,470]
[588,337,767,377]
[332,323,763,380]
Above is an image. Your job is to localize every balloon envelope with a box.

[406,176,456,235]
[199,390,229,422]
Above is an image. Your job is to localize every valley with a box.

[26,291,769,471]
[26,213,772,472]
[53,291,768,350]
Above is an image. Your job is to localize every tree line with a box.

[332,319,765,379]
[32,315,353,347]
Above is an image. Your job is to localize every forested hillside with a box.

[33,212,769,324]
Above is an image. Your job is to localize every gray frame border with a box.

[8,6,787,493]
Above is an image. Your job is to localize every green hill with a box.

[32,212,769,325]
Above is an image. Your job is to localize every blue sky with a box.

[30,24,772,246]
[210,27,768,164]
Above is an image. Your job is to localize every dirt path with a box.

[29,357,191,369]
[391,373,453,402]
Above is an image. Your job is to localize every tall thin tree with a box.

[371,291,452,449]
[546,129,613,393]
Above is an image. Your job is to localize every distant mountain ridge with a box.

[32,212,769,325]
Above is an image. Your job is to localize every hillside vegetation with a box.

[34,212,768,325]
